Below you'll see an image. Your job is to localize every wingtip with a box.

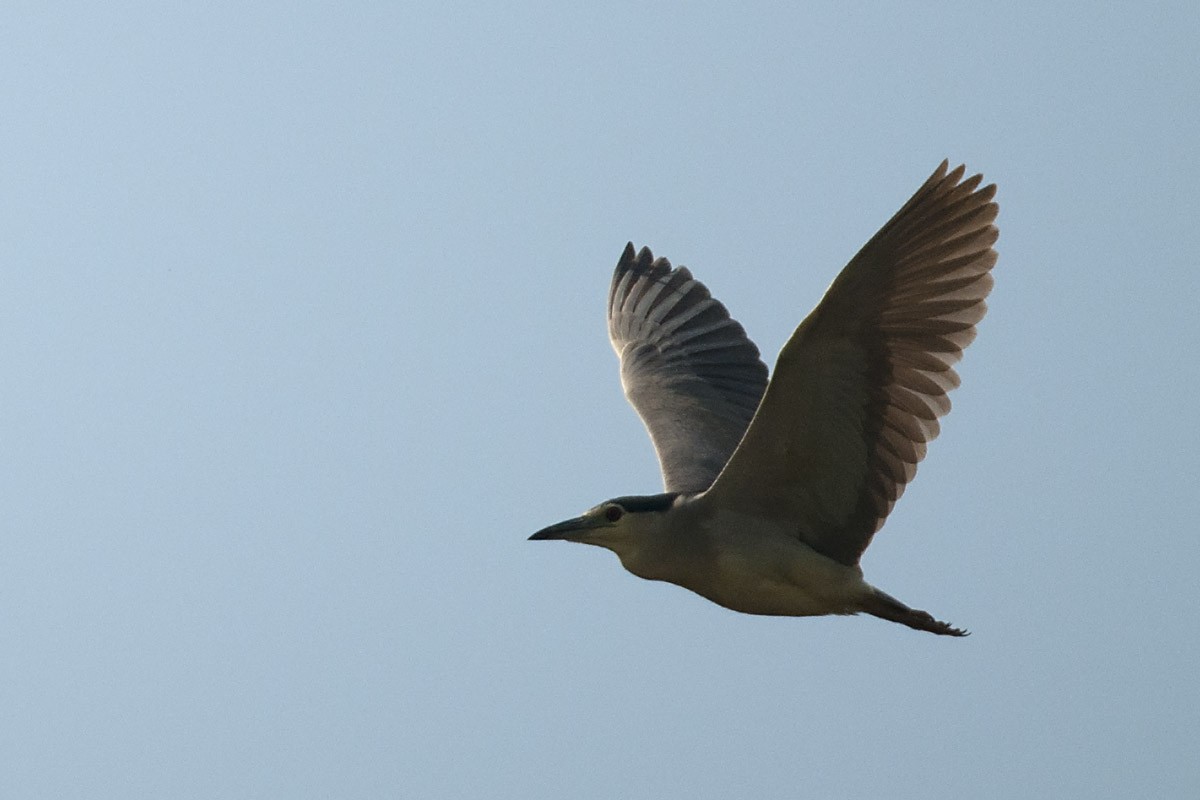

[616,241,658,265]
[941,158,994,193]
[615,242,670,276]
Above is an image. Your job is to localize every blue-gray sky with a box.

[2,2,1197,797]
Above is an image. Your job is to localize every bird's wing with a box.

[703,161,998,565]
[608,243,769,493]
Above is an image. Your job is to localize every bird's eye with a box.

[605,505,624,522]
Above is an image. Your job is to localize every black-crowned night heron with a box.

[531,161,997,636]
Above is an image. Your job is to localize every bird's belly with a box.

[682,522,869,617]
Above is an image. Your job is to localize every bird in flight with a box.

[530,161,997,636]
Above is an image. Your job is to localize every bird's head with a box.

[529,493,681,562]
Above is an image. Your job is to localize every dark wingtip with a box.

[616,242,659,270]
[614,242,670,278]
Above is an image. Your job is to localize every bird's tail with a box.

[863,589,969,637]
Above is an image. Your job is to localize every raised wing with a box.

[703,161,998,565]
[608,243,769,493]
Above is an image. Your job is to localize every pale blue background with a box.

[2,2,1197,798]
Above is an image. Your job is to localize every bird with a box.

[530,161,997,636]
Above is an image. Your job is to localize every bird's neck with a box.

[611,498,712,585]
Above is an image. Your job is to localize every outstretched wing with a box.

[704,161,998,565]
[607,244,769,493]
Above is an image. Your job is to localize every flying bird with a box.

[530,161,997,635]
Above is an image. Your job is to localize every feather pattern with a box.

[608,244,769,493]
[703,161,998,565]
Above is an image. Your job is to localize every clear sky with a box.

[2,2,1197,798]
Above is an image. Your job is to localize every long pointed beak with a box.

[529,515,606,541]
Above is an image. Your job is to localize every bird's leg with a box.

[862,588,969,637]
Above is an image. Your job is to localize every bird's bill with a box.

[528,515,606,541]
